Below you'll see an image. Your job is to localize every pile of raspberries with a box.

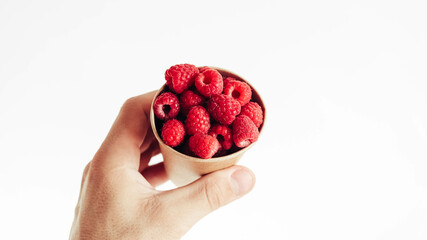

[153,64,263,159]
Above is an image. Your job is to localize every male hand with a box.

[69,91,255,239]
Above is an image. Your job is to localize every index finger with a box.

[93,90,158,170]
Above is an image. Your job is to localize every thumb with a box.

[159,166,255,231]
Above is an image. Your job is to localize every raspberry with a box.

[223,77,236,88]
[207,94,241,125]
[195,68,223,97]
[198,66,211,73]
[180,90,204,115]
[223,78,252,106]
[185,106,211,135]
[232,115,259,148]
[165,64,199,94]
[208,125,233,150]
[161,119,185,147]
[154,92,180,121]
[240,102,264,128]
[189,133,220,159]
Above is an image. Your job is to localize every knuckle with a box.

[202,179,226,211]
[122,97,137,110]
[74,203,80,216]
[79,161,92,189]
[83,162,91,177]
[120,96,150,117]
[83,160,111,187]
[144,194,163,217]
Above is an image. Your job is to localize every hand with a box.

[69,91,256,240]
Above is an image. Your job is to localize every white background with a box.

[1,0,426,239]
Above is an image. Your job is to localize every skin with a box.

[69,91,256,240]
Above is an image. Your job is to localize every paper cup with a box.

[150,67,265,186]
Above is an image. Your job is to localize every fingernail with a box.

[230,169,254,196]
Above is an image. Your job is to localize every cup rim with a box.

[150,66,266,163]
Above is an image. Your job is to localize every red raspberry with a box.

[223,78,252,106]
[161,119,185,147]
[195,68,223,97]
[198,66,211,73]
[208,125,233,150]
[232,115,259,148]
[189,133,220,159]
[240,102,264,128]
[207,94,241,125]
[185,106,211,135]
[180,90,204,115]
[154,92,180,121]
[223,77,237,88]
[165,64,199,94]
